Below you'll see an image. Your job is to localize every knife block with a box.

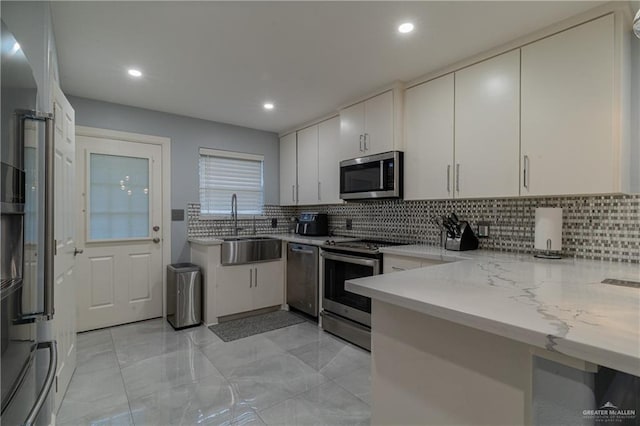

[445,222,479,251]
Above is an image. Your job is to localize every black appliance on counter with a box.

[296,212,328,236]
[320,240,400,351]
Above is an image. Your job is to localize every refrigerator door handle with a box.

[43,115,54,319]
[17,111,55,320]
[24,340,57,426]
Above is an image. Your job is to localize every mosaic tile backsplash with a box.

[188,194,640,263]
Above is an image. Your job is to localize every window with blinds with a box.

[198,148,264,215]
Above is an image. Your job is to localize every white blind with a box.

[199,149,264,215]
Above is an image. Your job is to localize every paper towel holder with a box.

[534,239,562,259]
[534,207,563,260]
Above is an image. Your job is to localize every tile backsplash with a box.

[187,194,640,263]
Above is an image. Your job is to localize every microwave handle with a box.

[379,161,384,190]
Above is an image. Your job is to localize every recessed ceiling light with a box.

[398,22,414,34]
[263,103,274,110]
[127,68,142,78]
[10,42,21,55]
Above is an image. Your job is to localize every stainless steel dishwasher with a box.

[286,243,319,317]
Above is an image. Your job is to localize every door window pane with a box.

[89,153,149,240]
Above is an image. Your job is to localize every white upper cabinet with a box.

[521,14,617,196]
[340,101,365,160]
[340,89,402,159]
[279,117,342,206]
[363,90,395,155]
[297,125,320,205]
[455,50,521,198]
[318,116,342,204]
[404,74,455,200]
[279,132,297,205]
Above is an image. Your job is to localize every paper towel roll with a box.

[535,208,562,252]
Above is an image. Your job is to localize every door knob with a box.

[153,226,160,232]
[152,237,160,243]
[73,248,83,256]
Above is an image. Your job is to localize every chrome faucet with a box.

[231,193,239,236]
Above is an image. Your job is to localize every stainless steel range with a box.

[320,240,399,350]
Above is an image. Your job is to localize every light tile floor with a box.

[57,317,371,425]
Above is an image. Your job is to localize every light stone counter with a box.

[348,244,640,376]
[347,244,639,425]
[188,234,358,247]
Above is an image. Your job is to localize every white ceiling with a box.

[51,1,604,134]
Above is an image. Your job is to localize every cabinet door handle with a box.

[254,268,258,287]
[391,266,405,272]
[291,184,295,202]
[456,164,460,193]
[318,182,321,201]
[523,155,529,190]
[249,269,253,288]
[447,165,451,193]
[359,134,364,152]
[364,133,369,151]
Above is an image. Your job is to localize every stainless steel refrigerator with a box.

[1,19,57,426]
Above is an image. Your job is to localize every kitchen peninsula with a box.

[347,245,640,425]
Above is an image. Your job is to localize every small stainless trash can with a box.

[167,263,202,329]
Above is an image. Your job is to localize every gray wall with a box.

[68,96,280,262]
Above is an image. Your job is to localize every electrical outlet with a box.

[271,218,278,228]
[346,219,353,230]
[477,221,491,238]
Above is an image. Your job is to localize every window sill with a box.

[198,214,269,221]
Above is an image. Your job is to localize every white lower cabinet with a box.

[383,254,444,274]
[215,260,284,317]
[252,260,285,309]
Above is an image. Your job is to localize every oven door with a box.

[321,251,380,326]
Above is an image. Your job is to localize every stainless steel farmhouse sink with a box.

[220,236,282,265]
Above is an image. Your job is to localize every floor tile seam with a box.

[212,347,291,380]
[254,379,330,423]
[56,401,133,425]
[328,376,371,407]
[117,343,195,371]
[110,328,136,424]
[193,342,235,389]
[261,378,329,414]
[124,367,227,404]
[282,348,323,373]
[251,407,269,425]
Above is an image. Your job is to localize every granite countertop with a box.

[188,234,358,247]
[347,244,640,376]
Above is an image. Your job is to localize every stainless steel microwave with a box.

[340,151,403,200]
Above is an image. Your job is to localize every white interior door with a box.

[76,136,163,331]
[52,81,77,411]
